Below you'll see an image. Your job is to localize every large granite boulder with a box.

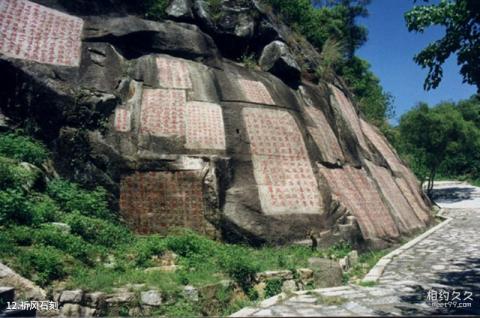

[0,0,432,248]
[259,40,301,83]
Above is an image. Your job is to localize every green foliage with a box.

[163,229,217,258]
[324,241,352,259]
[130,235,168,267]
[208,0,224,22]
[396,98,480,193]
[316,38,345,81]
[162,300,199,317]
[265,1,392,126]
[339,57,395,125]
[220,248,260,292]
[265,279,283,298]
[266,0,369,53]
[34,225,101,265]
[18,245,67,287]
[0,158,38,191]
[0,191,61,226]
[343,249,388,284]
[47,180,111,219]
[0,133,48,165]
[240,54,257,70]
[405,0,480,91]
[4,225,35,246]
[0,189,34,225]
[142,0,169,20]
[358,280,377,287]
[28,194,60,223]
[63,213,132,247]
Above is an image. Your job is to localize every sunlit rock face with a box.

[0,0,433,248]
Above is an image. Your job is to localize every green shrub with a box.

[208,0,224,22]
[0,189,33,225]
[4,226,34,246]
[326,241,352,259]
[0,190,62,226]
[0,158,39,191]
[220,248,259,292]
[47,180,110,219]
[162,299,199,318]
[0,133,48,165]
[34,225,100,266]
[265,278,283,298]
[143,0,169,20]
[0,230,18,257]
[28,194,60,223]
[18,245,67,287]
[131,236,167,267]
[63,213,132,247]
[163,230,217,258]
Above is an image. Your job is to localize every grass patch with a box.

[344,249,389,285]
[358,280,377,287]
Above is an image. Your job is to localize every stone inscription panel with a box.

[395,177,430,224]
[367,162,423,233]
[346,166,400,238]
[114,108,131,132]
[239,79,275,105]
[400,165,430,211]
[320,166,377,239]
[303,104,344,163]
[330,85,369,152]
[120,171,206,235]
[319,165,400,240]
[361,119,430,214]
[244,108,321,214]
[0,0,83,66]
[156,56,192,89]
[140,88,186,137]
[361,119,402,171]
[185,101,226,150]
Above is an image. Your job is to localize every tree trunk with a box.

[426,168,436,198]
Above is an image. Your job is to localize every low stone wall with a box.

[43,259,345,317]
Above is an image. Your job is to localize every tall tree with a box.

[405,0,480,92]
[398,101,480,195]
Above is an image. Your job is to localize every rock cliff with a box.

[0,0,433,248]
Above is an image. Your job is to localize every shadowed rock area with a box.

[0,0,433,248]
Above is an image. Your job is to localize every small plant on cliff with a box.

[240,54,257,70]
[208,0,224,23]
[143,0,169,20]
[316,38,345,82]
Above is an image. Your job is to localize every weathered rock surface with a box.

[0,0,432,248]
[259,41,301,83]
[0,262,46,300]
[308,258,343,288]
[59,290,83,304]
[140,290,163,306]
[166,0,194,21]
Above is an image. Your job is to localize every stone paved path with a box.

[233,184,480,316]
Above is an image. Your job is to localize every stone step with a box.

[0,288,14,311]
